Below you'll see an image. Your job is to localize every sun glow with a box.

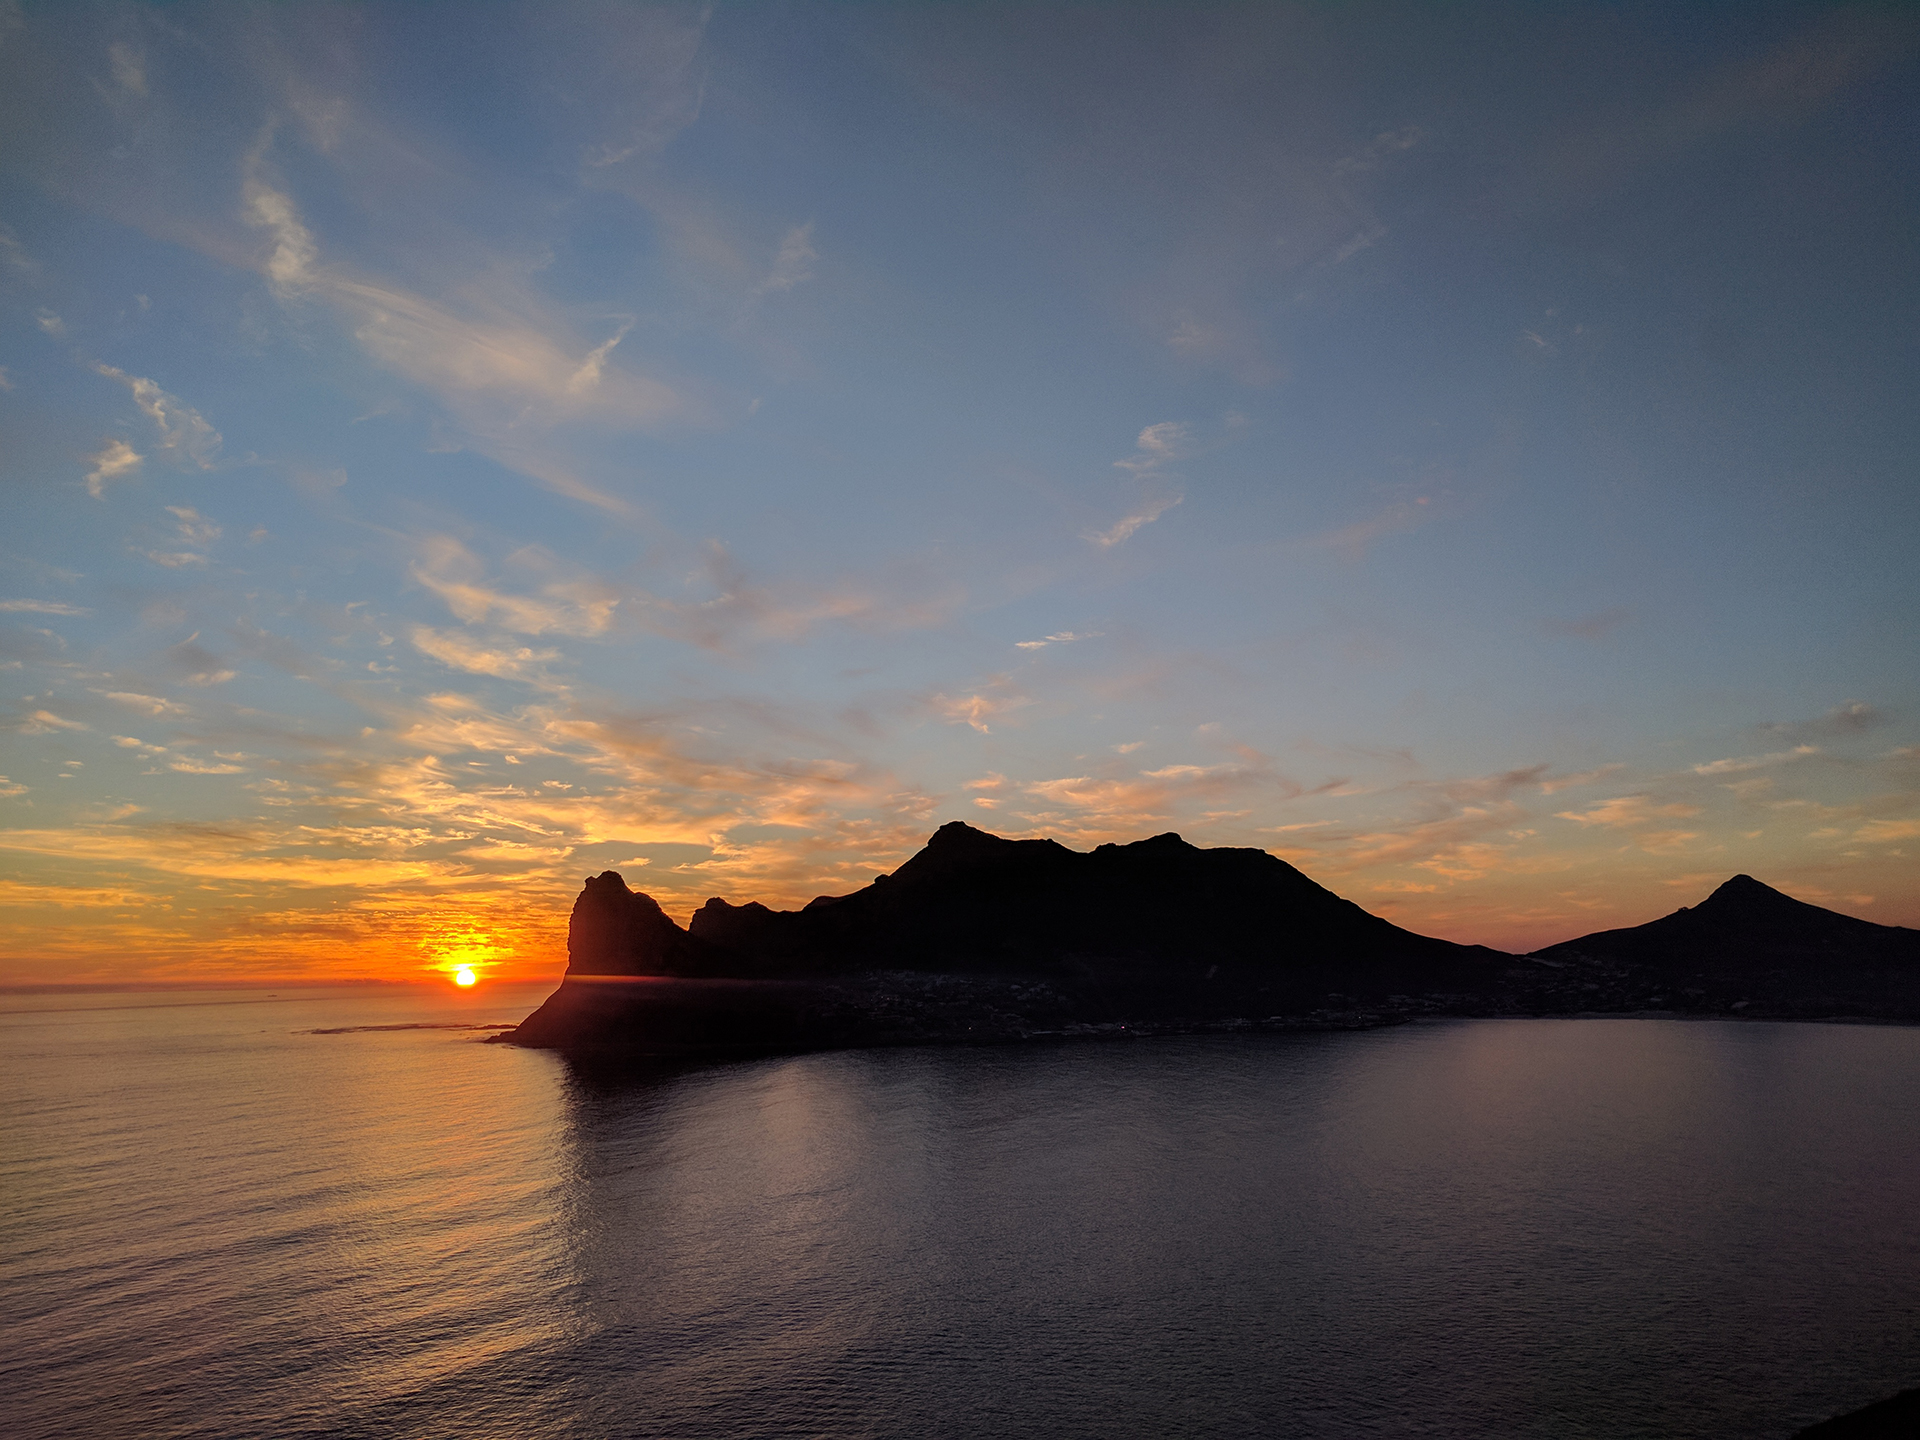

[421,919,516,987]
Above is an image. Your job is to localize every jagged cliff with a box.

[563,871,721,977]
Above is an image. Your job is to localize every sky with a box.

[2,2,1917,986]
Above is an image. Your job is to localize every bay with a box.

[3,991,1916,1438]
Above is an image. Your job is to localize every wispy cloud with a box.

[1428,765,1548,802]
[1636,829,1700,853]
[1312,498,1432,561]
[84,439,142,498]
[1760,700,1887,741]
[330,271,688,424]
[602,542,962,654]
[15,709,88,734]
[1856,818,1920,843]
[999,734,1300,842]
[1016,631,1100,650]
[1163,312,1286,386]
[1017,759,1271,835]
[1555,794,1702,827]
[1539,763,1626,794]
[243,153,319,294]
[1113,422,1189,475]
[239,156,695,508]
[0,226,37,274]
[1089,426,1189,547]
[136,506,223,569]
[0,823,449,889]
[1326,809,1532,880]
[1330,223,1387,264]
[1139,762,1257,783]
[107,41,146,97]
[1088,494,1181,549]
[167,505,220,547]
[169,757,247,776]
[1332,125,1423,175]
[0,600,90,616]
[166,633,236,686]
[566,320,634,394]
[757,222,817,294]
[929,684,1031,734]
[1537,14,1904,208]
[1691,744,1817,776]
[410,626,563,684]
[100,691,188,717]
[570,7,709,171]
[410,536,619,638]
[1260,763,1563,886]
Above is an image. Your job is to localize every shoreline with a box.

[493,979,1920,1063]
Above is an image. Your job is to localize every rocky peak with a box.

[1691,874,1881,935]
[567,871,696,976]
[1700,874,1792,909]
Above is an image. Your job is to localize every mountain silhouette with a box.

[1534,874,1920,967]
[508,822,1506,1053]
[679,821,1501,977]
[1510,874,1920,1022]
[503,828,1919,1056]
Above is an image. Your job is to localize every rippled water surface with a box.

[4,992,1918,1438]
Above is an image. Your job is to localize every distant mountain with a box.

[507,822,1508,1053]
[1534,874,1920,968]
[1514,875,1920,1021]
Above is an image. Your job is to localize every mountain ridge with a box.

[503,824,1918,1056]
[674,820,1501,978]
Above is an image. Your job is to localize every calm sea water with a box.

[2,989,1917,1439]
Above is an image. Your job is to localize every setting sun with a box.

[420,922,516,989]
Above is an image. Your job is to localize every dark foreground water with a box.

[3,991,1917,1440]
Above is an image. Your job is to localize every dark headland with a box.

[501,821,1920,1057]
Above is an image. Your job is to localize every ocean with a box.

[4,988,1917,1438]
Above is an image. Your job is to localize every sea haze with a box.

[3,997,1917,1438]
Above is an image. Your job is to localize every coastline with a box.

[493,970,1920,1063]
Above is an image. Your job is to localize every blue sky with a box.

[2,2,1916,981]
